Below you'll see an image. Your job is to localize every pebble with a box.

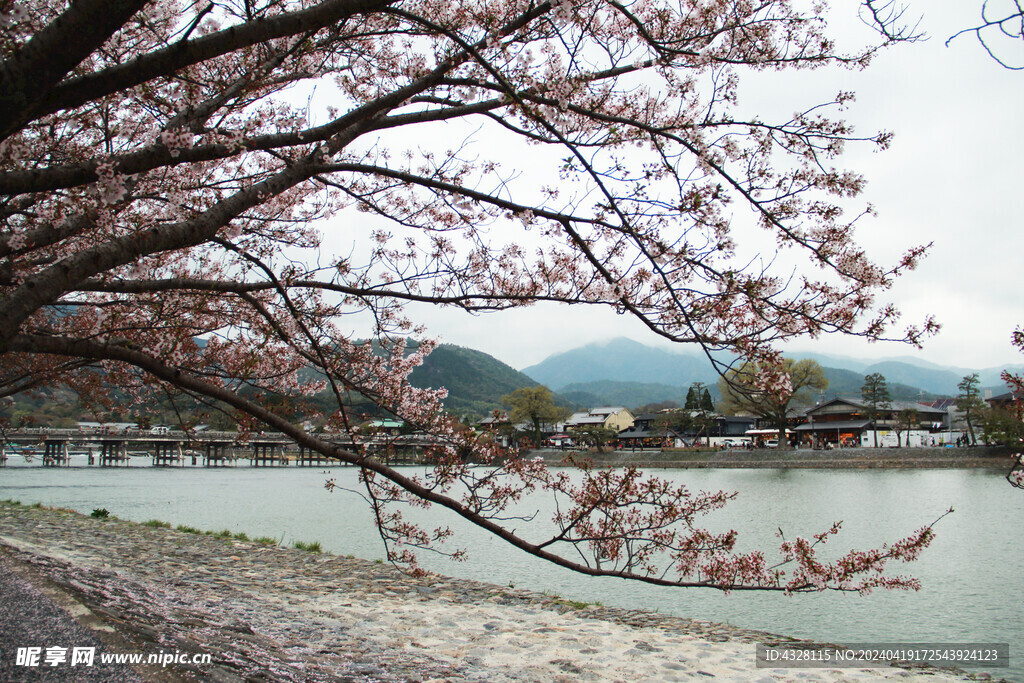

[0,502,998,682]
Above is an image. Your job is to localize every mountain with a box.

[521,338,718,389]
[857,361,961,397]
[819,367,946,402]
[790,352,1024,396]
[519,337,1024,407]
[409,344,538,417]
[556,380,691,410]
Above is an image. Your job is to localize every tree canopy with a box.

[0,1,942,591]
[501,384,566,446]
[717,357,828,448]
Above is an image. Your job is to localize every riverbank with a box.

[0,501,1002,682]
[528,446,1017,470]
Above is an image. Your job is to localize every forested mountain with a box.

[556,380,692,411]
[524,337,1021,399]
[818,368,945,403]
[1,342,538,426]
[408,344,538,416]
[521,338,719,389]
[516,337,1013,411]
[5,335,1012,427]
[790,352,1024,396]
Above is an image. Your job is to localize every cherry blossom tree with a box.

[1,0,943,591]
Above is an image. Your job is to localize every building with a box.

[564,406,635,432]
[987,390,1024,411]
[798,397,947,447]
[617,413,683,449]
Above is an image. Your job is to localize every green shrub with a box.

[90,508,110,519]
[254,536,277,546]
[293,540,322,553]
[175,525,204,534]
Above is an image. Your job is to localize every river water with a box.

[1,461,1020,680]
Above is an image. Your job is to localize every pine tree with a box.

[701,388,714,412]
[861,373,891,448]
[684,386,699,410]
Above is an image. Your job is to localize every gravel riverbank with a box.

[0,502,1002,682]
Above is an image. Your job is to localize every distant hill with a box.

[521,338,718,389]
[516,337,1024,408]
[552,369,944,412]
[556,380,691,410]
[790,352,1024,396]
[818,367,946,402]
[409,344,539,417]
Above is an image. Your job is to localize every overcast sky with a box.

[361,2,1024,372]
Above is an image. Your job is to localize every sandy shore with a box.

[0,501,1001,682]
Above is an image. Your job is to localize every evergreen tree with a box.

[701,388,715,412]
[956,374,984,446]
[684,386,699,409]
[861,373,891,448]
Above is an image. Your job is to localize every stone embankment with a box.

[529,447,1016,471]
[0,502,1000,682]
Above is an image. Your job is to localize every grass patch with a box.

[232,531,250,541]
[90,507,109,519]
[253,536,277,546]
[141,519,171,529]
[175,524,204,534]
[293,540,322,553]
[548,593,602,610]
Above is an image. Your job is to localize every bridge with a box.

[0,428,440,468]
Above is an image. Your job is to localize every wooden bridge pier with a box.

[152,441,184,467]
[43,439,71,467]
[203,441,236,467]
[296,444,339,466]
[250,441,287,466]
[373,443,422,465]
[99,440,130,467]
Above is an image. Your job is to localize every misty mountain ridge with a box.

[520,337,1022,399]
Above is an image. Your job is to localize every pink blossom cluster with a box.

[159,130,194,157]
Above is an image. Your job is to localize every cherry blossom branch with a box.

[946,1,1024,70]
[6,331,944,592]
[14,0,399,128]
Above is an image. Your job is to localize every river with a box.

[1,461,1020,680]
